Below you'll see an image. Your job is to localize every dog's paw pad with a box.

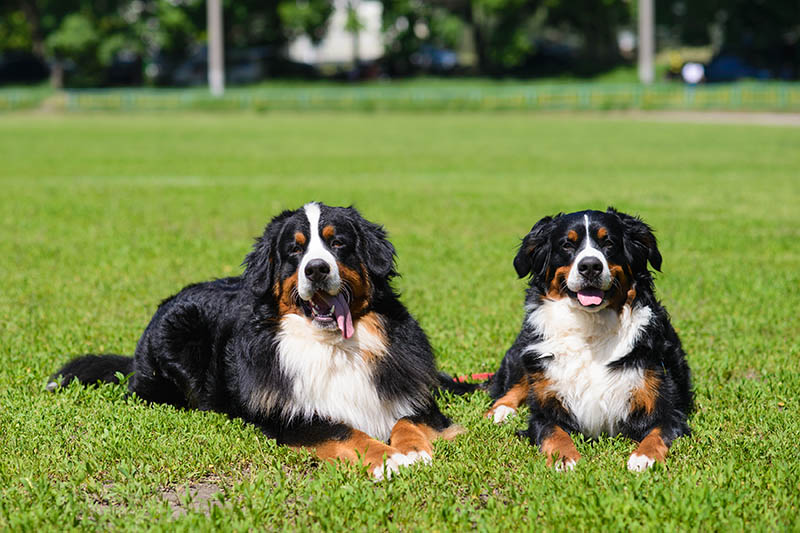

[488,405,516,424]
[627,453,656,472]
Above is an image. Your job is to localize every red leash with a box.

[453,372,494,383]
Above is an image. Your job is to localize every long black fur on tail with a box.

[436,372,483,396]
[46,354,134,391]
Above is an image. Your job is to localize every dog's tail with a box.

[46,354,134,392]
[436,371,494,395]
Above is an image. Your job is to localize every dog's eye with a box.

[562,241,575,251]
[331,239,345,249]
[602,239,615,249]
[290,244,303,255]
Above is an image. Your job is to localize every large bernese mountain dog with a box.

[486,208,692,472]
[49,202,466,480]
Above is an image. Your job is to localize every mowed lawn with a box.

[0,112,798,531]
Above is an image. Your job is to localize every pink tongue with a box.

[318,292,354,339]
[577,289,604,306]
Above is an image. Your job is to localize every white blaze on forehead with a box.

[566,213,612,292]
[297,202,341,300]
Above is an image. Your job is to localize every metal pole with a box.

[207,0,224,96]
[638,0,654,85]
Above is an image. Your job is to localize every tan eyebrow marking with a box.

[597,227,608,239]
[322,225,335,240]
[294,232,306,245]
[567,230,579,242]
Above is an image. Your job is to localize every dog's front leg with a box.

[273,419,404,480]
[307,428,408,480]
[387,418,441,466]
[388,402,467,466]
[485,377,530,423]
[526,408,581,471]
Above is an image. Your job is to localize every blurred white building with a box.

[288,0,384,66]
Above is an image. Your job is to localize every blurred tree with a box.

[345,0,365,66]
[0,9,34,52]
[2,0,148,87]
[278,0,334,44]
[380,0,633,76]
[658,0,800,79]
[380,0,466,75]
[544,0,632,73]
[1,0,335,86]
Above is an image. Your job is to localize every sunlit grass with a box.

[1,112,798,530]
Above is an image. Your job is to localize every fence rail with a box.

[2,83,800,112]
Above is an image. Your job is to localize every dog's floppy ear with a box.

[243,210,293,297]
[607,207,662,273]
[349,208,396,279]
[514,215,558,279]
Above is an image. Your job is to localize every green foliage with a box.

[46,13,99,59]
[344,1,366,34]
[0,111,799,530]
[278,0,334,43]
[380,0,467,74]
[0,9,33,51]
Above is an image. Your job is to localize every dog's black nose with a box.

[577,257,603,278]
[305,259,331,282]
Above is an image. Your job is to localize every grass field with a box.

[1,112,798,531]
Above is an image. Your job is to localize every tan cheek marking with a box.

[294,232,306,245]
[547,265,572,299]
[338,262,372,318]
[632,427,668,462]
[274,272,301,316]
[322,225,335,240]
[597,227,608,239]
[541,426,581,467]
[607,263,633,311]
[630,370,660,415]
[567,230,578,242]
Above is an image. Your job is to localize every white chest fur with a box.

[525,299,653,438]
[253,314,415,442]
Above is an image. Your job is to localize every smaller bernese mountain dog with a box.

[49,203,466,480]
[486,208,692,471]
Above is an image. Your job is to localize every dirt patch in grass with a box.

[161,481,224,518]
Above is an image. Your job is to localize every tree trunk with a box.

[464,1,489,75]
[18,0,45,57]
[18,0,62,87]
[50,61,64,88]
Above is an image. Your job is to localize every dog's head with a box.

[244,202,395,337]
[513,207,662,312]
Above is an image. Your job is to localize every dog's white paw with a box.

[405,450,433,465]
[372,456,401,481]
[371,452,432,480]
[555,458,577,472]
[627,453,656,472]
[489,405,516,424]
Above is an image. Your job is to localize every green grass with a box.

[1,112,798,531]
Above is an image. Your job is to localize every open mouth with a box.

[299,289,354,339]
[567,287,608,308]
